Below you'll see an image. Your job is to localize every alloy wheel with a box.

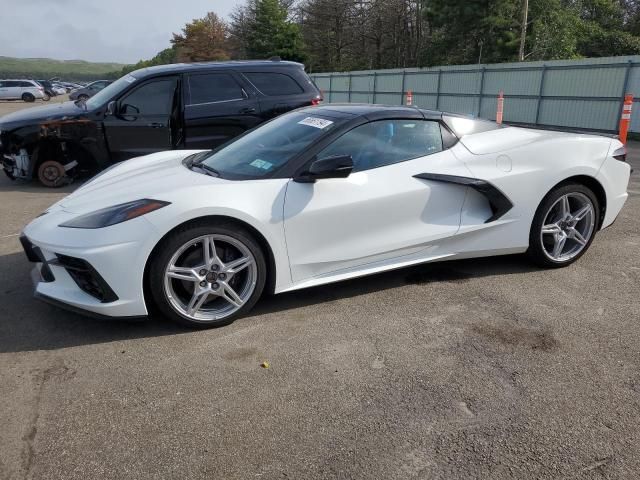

[163,234,258,322]
[540,192,595,262]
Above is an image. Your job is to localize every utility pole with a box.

[519,0,529,61]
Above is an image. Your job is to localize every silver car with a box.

[0,79,46,102]
[68,80,112,101]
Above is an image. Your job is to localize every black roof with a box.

[131,60,305,79]
[299,103,444,120]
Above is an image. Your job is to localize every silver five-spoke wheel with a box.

[540,192,595,262]
[163,234,258,322]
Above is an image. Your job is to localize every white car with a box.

[21,105,631,328]
[0,79,46,102]
[51,84,67,96]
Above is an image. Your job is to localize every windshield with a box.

[84,74,136,109]
[198,111,344,179]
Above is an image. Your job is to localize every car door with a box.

[2,81,20,99]
[283,118,471,283]
[183,71,261,149]
[241,70,313,119]
[103,76,179,162]
[0,81,9,99]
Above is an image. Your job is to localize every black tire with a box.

[78,94,89,102]
[148,221,267,328]
[42,93,51,101]
[22,93,35,103]
[528,183,600,268]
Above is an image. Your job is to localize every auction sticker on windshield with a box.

[298,117,334,129]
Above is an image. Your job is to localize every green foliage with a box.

[239,0,306,62]
[121,47,177,75]
[0,56,124,80]
[30,0,636,81]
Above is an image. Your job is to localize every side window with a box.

[244,72,304,95]
[188,73,245,105]
[20,81,33,87]
[317,119,443,172]
[119,78,177,115]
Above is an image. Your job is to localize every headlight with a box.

[59,199,170,229]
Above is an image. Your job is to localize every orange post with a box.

[406,89,413,106]
[496,90,504,124]
[619,94,633,145]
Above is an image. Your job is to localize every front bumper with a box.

[22,208,160,318]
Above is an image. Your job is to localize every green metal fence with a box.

[310,55,640,133]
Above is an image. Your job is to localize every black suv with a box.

[0,59,322,186]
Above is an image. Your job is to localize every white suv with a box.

[0,79,46,102]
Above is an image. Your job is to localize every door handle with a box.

[239,107,256,114]
[147,122,164,128]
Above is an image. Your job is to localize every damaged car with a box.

[0,59,322,187]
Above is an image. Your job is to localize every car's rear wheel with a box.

[528,183,599,268]
[149,222,266,328]
[42,93,51,101]
[22,93,35,103]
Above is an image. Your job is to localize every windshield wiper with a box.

[200,163,220,177]
[190,162,220,177]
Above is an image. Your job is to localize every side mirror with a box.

[295,155,353,182]
[105,101,116,116]
[119,104,140,120]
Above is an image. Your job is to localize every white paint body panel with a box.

[22,126,631,318]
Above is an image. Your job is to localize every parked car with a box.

[51,83,68,95]
[18,105,630,327]
[0,60,322,186]
[0,79,46,102]
[36,80,58,99]
[68,80,113,101]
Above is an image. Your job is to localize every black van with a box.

[0,59,322,186]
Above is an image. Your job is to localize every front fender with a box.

[143,180,293,292]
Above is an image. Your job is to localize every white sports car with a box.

[21,105,630,327]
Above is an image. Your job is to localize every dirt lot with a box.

[0,100,639,479]
[0,94,68,116]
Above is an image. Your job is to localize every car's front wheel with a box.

[528,183,599,268]
[22,93,35,103]
[149,222,267,328]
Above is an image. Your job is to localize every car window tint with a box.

[20,81,32,87]
[188,73,244,104]
[317,120,443,172]
[244,72,303,95]
[120,78,177,115]
[200,112,345,179]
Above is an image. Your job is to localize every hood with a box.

[56,150,220,214]
[0,100,89,130]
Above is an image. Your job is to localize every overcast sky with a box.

[0,0,243,64]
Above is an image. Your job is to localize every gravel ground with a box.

[0,104,638,479]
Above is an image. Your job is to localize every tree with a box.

[121,46,178,75]
[233,0,306,62]
[426,0,521,65]
[170,12,230,62]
